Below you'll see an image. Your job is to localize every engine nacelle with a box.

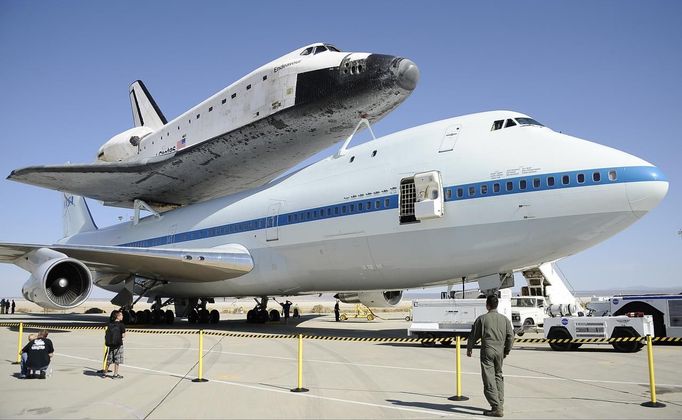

[22,258,92,310]
[334,290,403,308]
[97,126,153,162]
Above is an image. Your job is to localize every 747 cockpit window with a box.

[491,116,544,131]
[515,117,544,127]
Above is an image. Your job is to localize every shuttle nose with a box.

[624,166,668,214]
[395,58,419,91]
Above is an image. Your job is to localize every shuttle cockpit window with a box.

[300,47,314,56]
[325,44,341,52]
[515,117,544,127]
[314,45,328,54]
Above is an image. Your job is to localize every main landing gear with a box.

[186,298,220,324]
[246,297,281,323]
[120,297,176,325]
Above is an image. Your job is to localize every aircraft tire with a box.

[269,309,280,322]
[210,309,220,324]
[188,309,198,323]
[165,310,175,324]
[246,309,254,323]
[199,309,210,324]
[257,310,269,323]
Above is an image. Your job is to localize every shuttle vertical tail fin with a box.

[63,193,98,238]
[129,80,167,130]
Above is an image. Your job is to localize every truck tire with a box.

[548,327,573,351]
[420,333,436,347]
[611,327,642,353]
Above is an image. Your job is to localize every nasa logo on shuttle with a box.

[561,318,569,326]
[274,60,301,73]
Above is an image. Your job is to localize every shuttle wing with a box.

[0,242,254,282]
[7,125,311,209]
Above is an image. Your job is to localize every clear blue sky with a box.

[0,0,680,298]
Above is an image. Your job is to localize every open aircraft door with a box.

[266,202,282,241]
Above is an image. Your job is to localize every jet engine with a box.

[97,126,154,162]
[21,258,92,310]
[334,291,403,307]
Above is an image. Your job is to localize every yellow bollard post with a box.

[641,335,665,407]
[99,327,109,374]
[291,334,309,392]
[12,322,24,364]
[192,329,208,383]
[448,335,469,401]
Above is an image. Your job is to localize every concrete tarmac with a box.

[1,313,681,419]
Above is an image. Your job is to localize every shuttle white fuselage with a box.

[9,43,419,209]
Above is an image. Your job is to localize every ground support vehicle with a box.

[543,314,653,352]
[408,290,512,346]
[511,296,546,336]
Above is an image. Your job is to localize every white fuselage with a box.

[69,111,668,298]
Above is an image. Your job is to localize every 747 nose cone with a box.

[396,58,419,91]
[625,166,668,214]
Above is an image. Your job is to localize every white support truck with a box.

[511,296,546,336]
[543,314,654,352]
[408,289,512,346]
[587,294,682,338]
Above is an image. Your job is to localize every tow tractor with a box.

[543,313,653,352]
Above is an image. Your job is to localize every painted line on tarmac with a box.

[54,352,475,418]
[196,348,682,389]
[81,346,682,389]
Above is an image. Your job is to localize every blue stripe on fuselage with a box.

[119,165,666,248]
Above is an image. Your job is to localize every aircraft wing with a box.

[0,242,254,283]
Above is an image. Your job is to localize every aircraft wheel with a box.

[122,309,134,324]
[199,309,210,324]
[136,310,146,324]
[246,309,254,323]
[269,309,281,322]
[257,310,269,323]
[152,310,164,324]
[188,309,199,323]
[165,310,175,324]
[210,309,220,324]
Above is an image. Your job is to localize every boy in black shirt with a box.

[104,310,126,379]
[23,330,54,379]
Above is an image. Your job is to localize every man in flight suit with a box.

[466,294,514,417]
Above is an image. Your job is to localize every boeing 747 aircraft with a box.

[0,111,668,324]
[8,43,419,211]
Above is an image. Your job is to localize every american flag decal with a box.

[177,138,187,150]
